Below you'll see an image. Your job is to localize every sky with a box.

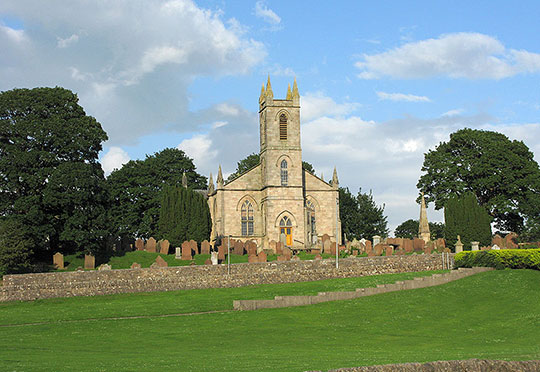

[2,0,540,234]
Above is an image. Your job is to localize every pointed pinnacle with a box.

[286,83,292,100]
[292,77,299,99]
[259,83,265,103]
[332,166,339,187]
[208,173,215,193]
[217,165,224,185]
[266,75,273,98]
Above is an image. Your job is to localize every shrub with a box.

[455,249,540,270]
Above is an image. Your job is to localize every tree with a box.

[158,186,211,246]
[444,192,492,249]
[107,148,207,240]
[0,218,33,275]
[339,187,389,240]
[394,219,445,239]
[227,153,316,181]
[417,128,540,233]
[0,87,109,260]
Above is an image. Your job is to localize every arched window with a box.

[280,159,288,186]
[306,200,317,245]
[279,216,293,227]
[279,215,293,247]
[241,200,254,236]
[279,113,287,140]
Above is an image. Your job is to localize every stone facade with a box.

[207,78,341,251]
[0,254,448,302]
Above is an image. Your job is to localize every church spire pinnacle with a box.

[208,173,214,194]
[265,75,273,99]
[332,166,339,189]
[292,77,300,102]
[286,83,292,100]
[217,165,224,188]
[418,192,431,242]
[259,83,265,103]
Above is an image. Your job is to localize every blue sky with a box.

[2,1,540,233]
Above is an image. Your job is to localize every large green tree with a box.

[227,153,315,182]
[107,148,207,240]
[0,218,33,275]
[0,87,109,263]
[394,219,445,239]
[417,128,540,233]
[339,187,389,240]
[158,185,211,246]
[444,192,492,249]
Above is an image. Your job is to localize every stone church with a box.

[207,78,341,251]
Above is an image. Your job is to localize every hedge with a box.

[454,249,540,270]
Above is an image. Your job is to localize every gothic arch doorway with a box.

[279,216,293,247]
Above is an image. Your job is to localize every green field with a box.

[1,269,539,371]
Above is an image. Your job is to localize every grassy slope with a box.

[1,270,539,371]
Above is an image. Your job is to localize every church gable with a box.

[224,164,262,190]
[304,170,334,191]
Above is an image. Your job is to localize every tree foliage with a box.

[0,87,108,260]
[339,187,389,240]
[0,218,33,275]
[444,192,492,249]
[417,128,540,233]
[107,148,207,240]
[158,186,211,246]
[394,219,445,239]
[227,153,316,181]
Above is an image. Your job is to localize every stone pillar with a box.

[455,236,464,253]
[372,235,381,246]
[471,241,479,251]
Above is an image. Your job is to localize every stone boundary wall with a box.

[0,254,451,302]
[233,267,493,311]
[312,359,540,372]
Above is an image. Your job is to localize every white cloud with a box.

[100,146,130,175]
[356,32,540,79]
[0,0,266,144]
[441,108,464,117]
[301,92,360,121]
[177,134,217,172]
[57,34,78,48]
[376,91,431,102]
[254,1,281,26]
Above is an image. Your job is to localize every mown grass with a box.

[1,270,539,372]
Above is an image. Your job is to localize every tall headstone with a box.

[135,238,144,251]
[385,245,394,256]
[455,235,464,253]
[492,234,505,249]
[275,241,283,255]
[53,252,64,269]
[418,192,431,243]
[505,232,519,249]
[323,239,331,254]
[189,240,198,255]
[84,254,95,269]
[269,240,277,253]
[159,239,170,255]
[471,241,479,251]
[181,241,192,260]
[365,240,373,255]
[373,244,384,256]
[201,240,211,255]
[211,251,218,265]
[175,247,181,259]
[258,251,267,262]
[146,237,157,253]
[233,240,244,255]
[403,239,413,253]
[413,238,425,252]
[218,245,225,261]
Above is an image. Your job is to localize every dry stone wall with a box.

[0,254,450,302]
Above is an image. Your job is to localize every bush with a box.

[455,249,540,270]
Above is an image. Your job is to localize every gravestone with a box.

[181,241,192,260]
[282,246,292,259]
[233,240,244,255]
[345,241,352,251]
[372,235,381,246]
[269,240,277,253]
[505,232,518,249]
[455,236,464,253]
[403,239,413,253]
[352,250,358,256]
[471,241,479,251]
[201,240,211,255]
[189,240,198,255]
[218,245,225,260]
[412,238,425,252]
[146,237,157,253]
[435,238,446,252]
[135,238,144,251]
[492,234,505,249]
[154,255,168,267]
[130,262,141,269]
[211,251,218,265]
[275,241,283,255]
[258,251,267,262]
[98,263,112,270]
[159,240,170,255]
[373,244,384,256]
[323,239,331,254]
[315,254,322,260]
[84,254,95,269]
[204,259,212,265]
[53,252,64,269]
[248,255,258,263]
[424,241,434,254]
[175,247,181,259]
[385,245,394,256]
[246,241,257,256]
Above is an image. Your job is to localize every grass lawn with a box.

[1,269,539,371]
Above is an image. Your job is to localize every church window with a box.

[280,159,288,186]
[279,216,292,227]
[241,200,254,236]
[279,113,287,140]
